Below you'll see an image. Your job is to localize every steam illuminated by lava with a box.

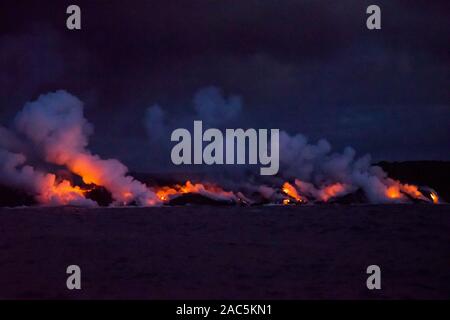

[39,179,90,205]
[13,91,159,206]
[386,185,403,200]
[0,149,97,206]
[0,90,443,207]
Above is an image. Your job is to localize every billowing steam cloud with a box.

[0,88,438,206]
[146,86,242,142]
[145,87,437,204]
[277,131,433,203]
[12,90,159,206]
[193,86,242,126]
[0,149,96,206]
[0,125,27,153]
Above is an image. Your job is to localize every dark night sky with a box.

[0,0,449,171]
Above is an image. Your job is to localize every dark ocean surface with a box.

[0,205,449,299]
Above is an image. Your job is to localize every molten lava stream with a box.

[430,192,439,204]
[282,182,304,204]
[155,180,236,203]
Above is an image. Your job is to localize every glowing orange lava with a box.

[386,182,433,203]
[282,182,303,203]
[430,192,439,204]
[155,181,236,202]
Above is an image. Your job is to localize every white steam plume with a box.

[145,86,242,140]
[145,86,427,204]
[0,149,97,206]
[279,131,419,203]
[14,90,159,206]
